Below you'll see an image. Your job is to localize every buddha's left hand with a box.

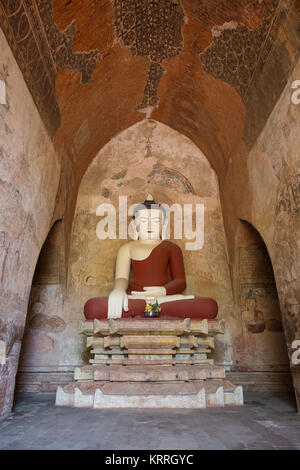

[131,286,167,296]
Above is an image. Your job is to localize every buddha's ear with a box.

[128,219,138,240]
[161,218,169,240]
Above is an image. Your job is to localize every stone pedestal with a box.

[56,317,243,408]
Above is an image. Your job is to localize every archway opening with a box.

[231,219,293,394]
[15,220,71,394]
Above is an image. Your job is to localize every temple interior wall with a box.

[0,29,61,417]
[220,58,300,406]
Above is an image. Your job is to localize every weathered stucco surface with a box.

[220,59,300,406]
[0,29,61,418]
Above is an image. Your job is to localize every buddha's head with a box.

[131,195,167,241]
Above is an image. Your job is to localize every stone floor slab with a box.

[0,392,299,450]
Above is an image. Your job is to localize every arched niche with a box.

[232,219,291,381]
[68,120,235,366]
[17,220,68,385]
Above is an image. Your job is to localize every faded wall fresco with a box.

[232,221,289,372]
[220,58,300,406]
[200,0,283,102]
[247,61,300,372]
[20,221,67,368]
[0,0,102,138]
[0,29,61,418]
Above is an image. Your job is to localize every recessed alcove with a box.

[228,219,293,391]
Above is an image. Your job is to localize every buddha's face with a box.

[134,208,163,241]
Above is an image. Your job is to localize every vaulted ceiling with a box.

[0,0,298,182]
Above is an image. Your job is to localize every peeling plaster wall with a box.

[221,58,300,407]
[247,60,300,403]
[0,29,61,418]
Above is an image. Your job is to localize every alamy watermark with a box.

[291,340,300,365]
[95,196,204,251]
[291,80,300,105]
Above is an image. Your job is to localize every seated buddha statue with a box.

[84,196,218,320]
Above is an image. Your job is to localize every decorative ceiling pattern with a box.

[0,0,101,138]
[113,0,185,110]
[0,0,297,181]
[37,1,102,84]
[200,0,284,102]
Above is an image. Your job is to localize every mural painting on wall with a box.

[0,0,102,137]
[241,287,283,335]
[0,213,33,307]
[21,285,66,365]
[112,0,185,110]
[27,287,65,334]
[0,315,23,359]
[234,241,289,371]
[0,64,12,135]
[148,164,195,194]
[199,0,291,150]
[200,0,286,103]
[274,167,300,345]
[242,290,265,335]
[21,222,66,365]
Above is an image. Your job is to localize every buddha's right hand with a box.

[107,288,129,319]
